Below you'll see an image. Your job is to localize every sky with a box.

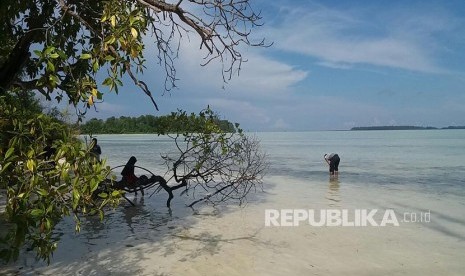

[83,0,465,131]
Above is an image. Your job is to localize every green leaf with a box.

[45,218,52,231]
[61,169,70,181]
[104,55,115,61]
[104,35,116,45]
[131,27,138,38]
[73,189,80,204]
[110,15,116,27]
[26,159,35,172]
[57,49,67,59]
[102,77,113,86]
[37,188,48,196]
[49,75,59,84]
[30,209,44,217]
[90,179,98,193]
[47,61,55,73]
[80,53,92,60]
[129,15,137,26]
[57,184,68,194]
[92,60,99,72]
[44,46,55,56]
[33,50,42,57]
[5,147,14,159]
[49,53,60,59]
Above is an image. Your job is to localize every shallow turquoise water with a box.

[5,130,465,274]
[255,130,465,196]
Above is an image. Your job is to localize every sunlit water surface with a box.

[4,130,465,275]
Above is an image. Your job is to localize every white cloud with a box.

[205,98,271,126]
[171,36,308,100]
[140,33,310,128]
[226,55,308,96]
[266,2,454,73]
[95,101,126,113]
[315,61,353,70]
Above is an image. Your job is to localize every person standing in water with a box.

[90,138,102,162]
[324,153,340,177]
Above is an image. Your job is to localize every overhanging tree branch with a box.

[1,0,270,109]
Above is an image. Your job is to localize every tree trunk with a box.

[0,32,37,93]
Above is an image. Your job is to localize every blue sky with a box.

[84,0,465,131]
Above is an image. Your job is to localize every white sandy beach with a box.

[2,174,465,276]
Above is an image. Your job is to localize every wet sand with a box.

[2,175,465,276]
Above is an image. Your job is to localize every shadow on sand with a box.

[1,184,270,275]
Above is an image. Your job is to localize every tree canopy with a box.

[0,92,121,263]
[0,0,267,114]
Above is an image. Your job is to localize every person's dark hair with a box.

[121,156,137,177]
[128,156,137,165]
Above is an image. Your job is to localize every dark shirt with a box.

[121,156,138,184]
[91,145,101,155]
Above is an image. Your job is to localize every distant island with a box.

[351,126,465,131]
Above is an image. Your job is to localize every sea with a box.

[4,130,465,275]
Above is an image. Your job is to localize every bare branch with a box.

[160,132,268,208]
[137,0,270,86]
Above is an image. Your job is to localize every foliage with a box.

[0,91,121,264]
[80,112,237,134]
[0,0,268,115]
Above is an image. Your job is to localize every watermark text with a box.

[265,209,431,227]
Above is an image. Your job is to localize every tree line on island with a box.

[351,125,465,130]
[80,113,238,134]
